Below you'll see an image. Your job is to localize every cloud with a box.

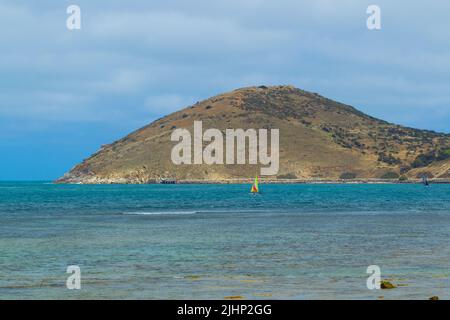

[91,69,147,93]
[0,0,449,132]
[144,94,197,115]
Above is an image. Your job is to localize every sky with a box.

[1,0,450,180]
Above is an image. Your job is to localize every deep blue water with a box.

[0,182,449,299]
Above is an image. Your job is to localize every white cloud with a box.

[0,0,449,132]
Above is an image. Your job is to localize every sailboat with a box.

[250,175,259,194]
[422,176,430,186]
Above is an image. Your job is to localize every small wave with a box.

[123,211,199,216]
[0,186,24,189]
[122,209,281,216]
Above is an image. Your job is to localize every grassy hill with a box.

[56,85,450,183]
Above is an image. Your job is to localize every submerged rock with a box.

[224,296,244,300]
[380,280,396,289]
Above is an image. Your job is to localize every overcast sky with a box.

[1,0,450,179]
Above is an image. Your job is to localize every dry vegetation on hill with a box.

[57,85,450,183]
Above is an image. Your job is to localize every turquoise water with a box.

[0,182,449,300]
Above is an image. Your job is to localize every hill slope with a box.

[57,85,450,183]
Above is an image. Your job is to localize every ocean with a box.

[0,182,449,299]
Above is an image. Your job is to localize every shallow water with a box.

[0,182,449,299]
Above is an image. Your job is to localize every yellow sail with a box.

[250,175,259,193]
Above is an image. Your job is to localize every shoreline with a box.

[55,178,450,185]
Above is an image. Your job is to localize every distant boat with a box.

[250,175,259,194]
[422,176,430,186]
[160,178,176,184]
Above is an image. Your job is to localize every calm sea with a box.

[0,182,449,299]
